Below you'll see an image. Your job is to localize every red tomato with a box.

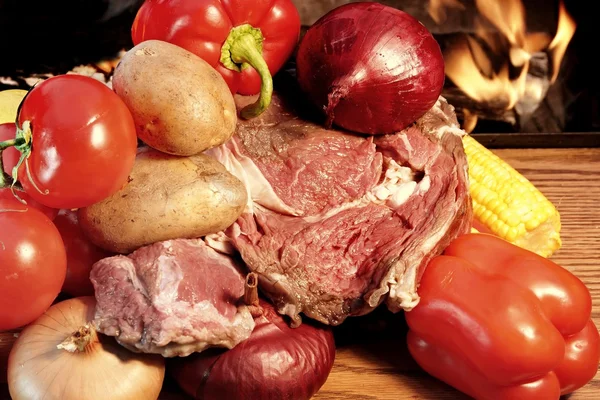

[53,209,112,297]
[1,123,59,220]
[0,188,58,221]
[15,75,138,209]
[0,198,67,330]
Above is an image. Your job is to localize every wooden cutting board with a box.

[1,146,598,400]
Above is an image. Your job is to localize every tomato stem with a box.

[0,153,11,188]
[0,137,23,151]
[0,136,23,188]
[0,84,36,190]
[7,121,37,195]
[221,24,273,119]
[0,147,24,192]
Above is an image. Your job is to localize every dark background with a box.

[0,0,597,137]
[0,0,142,74]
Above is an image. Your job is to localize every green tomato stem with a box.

[0,84,37,190]
[0,136,24,189]
[0,120,33,190]
[221,24,273,119]
[0,151,11,188]
[0,137,21,151]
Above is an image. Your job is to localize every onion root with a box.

[57,324,96,353]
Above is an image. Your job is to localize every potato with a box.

[0,89,27,124]
[78,147,248,254]
[113,40,237,156]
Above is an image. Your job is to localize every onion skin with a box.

[296,2,445,135]
[170,300,336,400]
[7,296,165,400]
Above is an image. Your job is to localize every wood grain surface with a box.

[1,147,598,400]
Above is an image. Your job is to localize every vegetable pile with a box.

[0,1,597,400]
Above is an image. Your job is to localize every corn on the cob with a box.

[463,135,562,258]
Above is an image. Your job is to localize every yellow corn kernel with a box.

[463,135,562,258]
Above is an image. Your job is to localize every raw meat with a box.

[207,87,472,327]
[90,238,255,357]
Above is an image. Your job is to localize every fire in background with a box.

[430,0,576,133]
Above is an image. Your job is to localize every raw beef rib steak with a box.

[208,88,472,327]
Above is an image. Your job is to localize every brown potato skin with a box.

[78,148,248,254]
[113,40,237,156]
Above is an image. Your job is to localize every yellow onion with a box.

[7,296,165,400]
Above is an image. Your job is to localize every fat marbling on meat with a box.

[206,86,472,327]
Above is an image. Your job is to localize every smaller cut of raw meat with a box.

[90,239,255,357]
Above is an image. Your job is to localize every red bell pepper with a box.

[405,233,600,399]
[131,0,301,119]
[471,218,494,235]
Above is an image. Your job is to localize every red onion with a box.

[296,2,445,135]
[170,275,336,400]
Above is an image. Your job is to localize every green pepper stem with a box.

[221,24,273,119]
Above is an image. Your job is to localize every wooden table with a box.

[1,147,599,400]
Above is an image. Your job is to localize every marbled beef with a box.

[207,91,472,327]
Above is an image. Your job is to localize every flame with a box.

[525,32,552,54]
[548,1,577,83]
[444,36,526,109]
[462,109,478,134]
[475,0,526,47]
[429,0,576,131]
[428,0,465,24]
[94,49,127,74]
